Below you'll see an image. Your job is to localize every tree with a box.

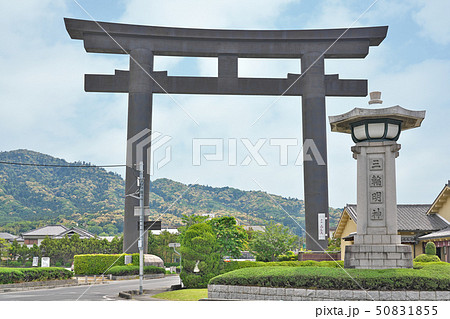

[178,214,209,235]
[207,216,248,258]
[179,223,222,288]
[249,222,298,262]
[0,238,10,265]
[148,230,180,264]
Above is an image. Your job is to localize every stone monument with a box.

[329,92,425,269]
[64,18,388,252]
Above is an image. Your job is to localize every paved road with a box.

[0,276,180,301]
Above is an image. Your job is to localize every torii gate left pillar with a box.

[64,18,388,253]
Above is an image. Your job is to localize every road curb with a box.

[0,279,79,293]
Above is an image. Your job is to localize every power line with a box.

[0,161,127,168]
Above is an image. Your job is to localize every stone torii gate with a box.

[64,18,387,253]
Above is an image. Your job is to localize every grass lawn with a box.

[152,289,208,301]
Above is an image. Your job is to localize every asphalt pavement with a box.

[0,276,180,301]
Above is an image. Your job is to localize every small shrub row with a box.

[105,265,165,276]
[210,262,450,291]
[223,260,344,273]
[73,254,139,275]
[0,267,73,285]
[414,254,441,263]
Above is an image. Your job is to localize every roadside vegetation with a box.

[152,289,208,301]
[0,267,73,284]
[210,262,450,291]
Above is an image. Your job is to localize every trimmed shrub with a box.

[210,262,450,291]
[0,267,73,285]
[223,260,344,273]
[180,223,223,288]
[105,265,164,276]
[425,242,437,256]
[73,253,139,275]
[414,254,441,263]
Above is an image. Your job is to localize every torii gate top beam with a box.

[64,18,387,58]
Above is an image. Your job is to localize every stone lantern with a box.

[329,92,425,269]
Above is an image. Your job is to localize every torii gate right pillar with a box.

[301,52,329,250]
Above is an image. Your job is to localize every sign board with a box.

[134,206,151,216]
[318,213,326,240]
[137,220,162,231]
[169,243,181,248]
[32,257,39,267]
[124,255,132,265]
[41,257,50,268]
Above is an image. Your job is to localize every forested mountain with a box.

[0,150,342,236]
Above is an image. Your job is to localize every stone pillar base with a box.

[344,244,413,269]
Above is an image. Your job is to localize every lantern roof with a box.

[329,105,425,134]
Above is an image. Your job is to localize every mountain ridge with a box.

[0,149,342,236]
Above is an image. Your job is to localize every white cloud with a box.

[121,0,295,29]
[413,0,450,45]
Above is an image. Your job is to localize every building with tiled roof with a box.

[21,225,95,247]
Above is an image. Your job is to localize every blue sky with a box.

[0,0,449,208]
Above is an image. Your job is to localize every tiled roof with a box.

[53,227,95,239]
[418,226,450,240]
[22,225,69,237]
[0,232,18,240]
[243,226,266,232]
[345,204,448,231]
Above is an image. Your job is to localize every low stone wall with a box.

[110,274,164,281]
[208,285,450,301]
[0,279,78,293]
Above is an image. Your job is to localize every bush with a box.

[414,254,441,263]
[0,267,73,284]
[223,260,344,273]
[105,265,165,276]
[180,223,223,288]
[425,242,436,256]
[73,254,139,275]
[277,251,298,261]
[210,262,450,291]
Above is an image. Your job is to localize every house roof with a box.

[22,225,69,237]
[53,227,95,239]
[243,226,266,232]
[0,232,18,241]
[335,204,449,238]
[418,226,450,241]
[427,181,450,214]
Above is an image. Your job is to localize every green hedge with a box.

[105,265,165,276]
[414,254,441,263]
[0,267,73,285]
[210,262,450,291]
[73,254,139,275]
[223,260,344,273]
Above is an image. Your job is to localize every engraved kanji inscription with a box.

[370,207,384,220]
[369,174,383,187]
[369,158,383,171]
[370,191,383,203]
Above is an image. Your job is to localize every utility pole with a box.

[138,161,144,295]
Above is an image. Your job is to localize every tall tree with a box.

[207,216,248,258]
[249,222,298,262]
[179,223,222,288]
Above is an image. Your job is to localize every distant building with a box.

[0,232,23,244]
[21,225,95,247]
[243,226,266,232]
[151,228,179,235]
